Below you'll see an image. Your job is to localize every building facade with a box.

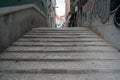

[65,0,70,17]
[66,0,89,27]
[47,0,56,27]
[65,0,71,27]
[68,0,78,27]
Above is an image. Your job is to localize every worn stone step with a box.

[22,36,99,39]
[22,35,99,39]
[32,27,89,30]
[27,32,95,35]
[5,46,117,52]
[1,58,120,62]
[12,44,109,47]
[13,41,110,45]
[18,38,104,42]
[29,29,93,32]
[1,27,119,80]
[30,28,91,30]
[1,69,120,74]
[32,28,89,31]
[12,42,110,47]
[23,34,99,37]
[26,33,95,35]
[29,31,93,33]
[0,73,120,80]
[33,27,88,29]
[1,60,120,70]
[32,29,90,31]
[5,50,117,53]
[0,52,120,61]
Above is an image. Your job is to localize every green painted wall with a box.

[0,0,34,7]
[36,0,47,15]
[0,0,47,15]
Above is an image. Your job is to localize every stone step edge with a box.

[18,40,104,42]
[1,69,120,74]
[5,50,118,53]
[22,37,99,38]
[0,58,120,62]
[12,44,110,47]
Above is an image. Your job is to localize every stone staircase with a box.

[0,27,120,80]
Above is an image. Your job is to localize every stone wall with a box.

[0,5,48,52]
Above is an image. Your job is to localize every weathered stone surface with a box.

[1,73,120,80]
[0,5,48,52]
[0,27,120,80]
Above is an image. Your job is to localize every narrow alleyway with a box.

[0,27,120,80]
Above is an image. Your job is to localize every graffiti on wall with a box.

[92,0,120,27]
[94,0,110,24]
[83,0,95,13]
